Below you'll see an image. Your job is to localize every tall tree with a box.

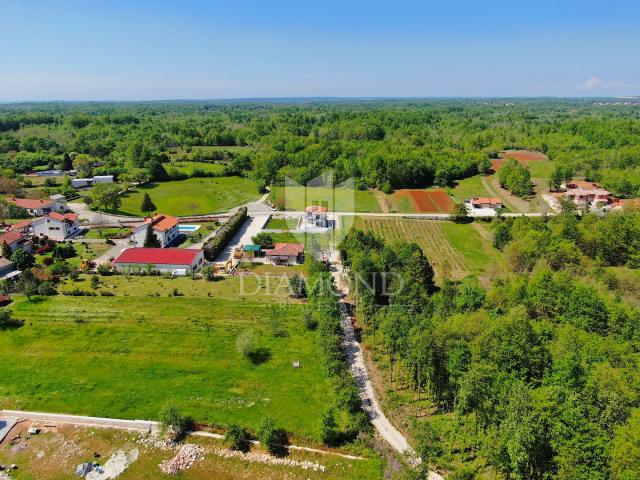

[140,193,156,214]
[143,224,161,248]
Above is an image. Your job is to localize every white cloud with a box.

[578,76,640,91]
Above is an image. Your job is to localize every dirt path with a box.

[329,251,443,479]
[371,189,390,213]
[481,175,531,213]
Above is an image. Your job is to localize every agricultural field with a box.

[352,217,505,281]
[269,187,381,213]
[387,189,454,213]
[115,177,260,216]
[0,288,334,440]
[0,424,382,480]
[446,175,493,203]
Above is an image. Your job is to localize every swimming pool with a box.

[178,224,201,233]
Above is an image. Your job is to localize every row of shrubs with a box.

[62,288,114,297]
[203,207,247,261]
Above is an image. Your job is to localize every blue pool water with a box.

[178,224,201,233]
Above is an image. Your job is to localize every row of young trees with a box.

[340,211,640,479]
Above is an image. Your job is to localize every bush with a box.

[42,257,53,266]
[63,288,95,296]
[203,207,247,261]
[224,424,250,452]
[99,290,114,296]
[303,309,318,330]
[160,406,195,443]
[37,281,57,296]
[257,417,289,457]
[97,263,112,275]
[54,243,76,259]
[50,261,73,276]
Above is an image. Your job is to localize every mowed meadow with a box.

[115,176,260,216]
[0,278,335,440]
[351,217,506,282]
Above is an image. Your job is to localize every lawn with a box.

[269,187,381,213]
[446,175,493,202]
[352,217,505,282]
[167,161,226,175]
[264,216,297,230]
[268,231,334,252]
[34,242,110,269]
[114,177,260,216]
[1,290,333,440]
[527,159,555,179]
[83,227,131,239]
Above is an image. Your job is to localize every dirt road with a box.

[329,252,443,479]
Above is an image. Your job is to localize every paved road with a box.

[329,252,443,479]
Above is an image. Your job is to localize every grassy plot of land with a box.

[1,294,332,440]
[446,175,494,203]
[35,242,111,269]
[527,159,555,178]
[59,274,299,303]
[0,425,383,480]
[269,187,381,213]
[352,217,505,282]
[167,161,226,175]
[264,216,297,230]
[83,227,131,239]
[115,177,259,216]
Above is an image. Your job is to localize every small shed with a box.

[242,244,261,259]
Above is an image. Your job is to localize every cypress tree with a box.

[143,224,161,248]
[140,193,156,214]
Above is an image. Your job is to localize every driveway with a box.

[214,214,270,263]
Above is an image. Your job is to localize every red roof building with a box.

[470,197,504,209]
[113,247,204,273]
[264,243,305,265]
[0,230,32,253]
[132,214,180,247]
[5,196,66,216]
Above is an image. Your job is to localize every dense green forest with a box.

[0,100,640,197]
[340,208,640,479]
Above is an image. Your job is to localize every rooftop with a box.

[48,212,79,222]
[6,197,54,209]
[471,197,503,206]
[0,230,25,245]
[138,214,179,232]
[114,247,201,265]
[265,243,304,257]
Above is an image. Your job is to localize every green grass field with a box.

[527,159,555,178]
[264,216,297,230]
[352,217,505,282]
[83,227,131,239]
[167,161,226,175]
[269,187,381,213]
[115,177,259,216]
[446,175,493,202]
[1,285,333,440]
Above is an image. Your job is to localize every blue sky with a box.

[1,0,639,100]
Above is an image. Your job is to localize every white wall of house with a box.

[114,253,204,273]
[31,218,80,240]
[132,224,179,247]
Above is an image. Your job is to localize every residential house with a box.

[0,258,19,281]
[6,195,67,216]
[132,214,180,247]
[564,188,612,206]
[469,197,504,210]
[265,243,304,265]
[0,230,32,253]
[305,206,329,228]
[113,247,204,273]
[30,213,80,240]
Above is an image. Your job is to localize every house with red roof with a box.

[469,197,504,210]
[6,195,67,216]
[305,205,329,228]
[0,229,32,253]
[113,247,204,273]
[264,243,304,265]
[28,212,80,240]
[132,214,180,247]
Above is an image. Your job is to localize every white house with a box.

[305,206,329,228]
[6,195,67,216]
[30,212,80,240]
[132,214,180,247]
[113,247,204,273]
[93,175,114,184]
[0,230,33,253]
